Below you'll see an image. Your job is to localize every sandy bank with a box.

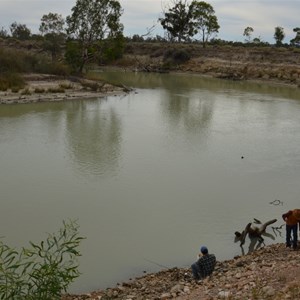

[0,74,128,105]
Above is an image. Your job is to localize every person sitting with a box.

[282,209,300,250]
[191,246,216,281]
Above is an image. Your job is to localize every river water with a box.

[1,71,300,293]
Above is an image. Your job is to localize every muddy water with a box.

[1,72,300,293]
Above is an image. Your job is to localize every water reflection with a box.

[1,71,300,293]
[160,90,214,133]
[65,100,122,178]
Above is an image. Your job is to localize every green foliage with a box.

[39,13,66,61]
[39,13,65,35]
[243,26,254,43]
[10,22,31,40]
[0,220,84,300]
[0,27,8,38]
[191,1,220,47]
[65,41,83,73]
[66,0,124,73]
[159,0,196,42]
[0,73,25,91]
[159,0,219,46]
[290,27,300,47]
[100,33,125,63]
[274,26,285,46]
[0,47,40,74]
[163,48,191,69]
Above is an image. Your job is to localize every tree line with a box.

[0,0,300,73]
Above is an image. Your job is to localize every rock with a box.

[170,284,183,293]
[160,292,171,299]
[218,291,231,298]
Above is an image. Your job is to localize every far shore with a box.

[0,69,299,106]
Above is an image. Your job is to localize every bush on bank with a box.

[0,220,84,300]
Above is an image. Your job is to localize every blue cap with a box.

[200,246,208,254]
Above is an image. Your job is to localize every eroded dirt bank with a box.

[122,45,300,88]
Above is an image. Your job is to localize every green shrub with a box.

[163,48,191,65]
[0,72,25,91]
[0,220,84,299]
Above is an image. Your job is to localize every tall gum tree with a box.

[159,0,219,46]
[39,13,66,62]
[159,0,196,42]
[66,0,123,73]
[191,1,219,47]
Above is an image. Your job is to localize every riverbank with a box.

[62,243,300,300]
[0,74,128,104]
[120,43,300,88]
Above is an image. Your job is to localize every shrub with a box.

[163,48,191,65]
[21,88,31,95]
[0,219,84,299]
[0,72,25,91]
[59,83,73,89]
[34,87,46,93]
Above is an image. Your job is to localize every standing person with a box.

[282,209,300,250]
[191,246,216,281]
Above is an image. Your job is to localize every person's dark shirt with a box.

[197,253,216,277]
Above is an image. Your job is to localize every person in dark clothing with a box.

[282,209,300,250]
[191,246,216,280]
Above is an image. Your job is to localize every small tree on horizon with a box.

[290,27,300,47]
[243,26,254,43]
[10,22,31,40]
[274,26,285,46]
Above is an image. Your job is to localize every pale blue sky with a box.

[0,0,299,43]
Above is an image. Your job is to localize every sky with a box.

[0,0,299,44]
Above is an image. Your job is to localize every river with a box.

[1,71,300,293]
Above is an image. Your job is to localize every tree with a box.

[274,26,285,46]
[290,27,300,47]
[0,26,8,38]
[10,22,31,40]
[243,26,254,43]
[159,0,196,42]
[191,1,220,47]
[159,0,219,45]
[39,13,66,61]
[40,12,65,35]
[66,0,124,73]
